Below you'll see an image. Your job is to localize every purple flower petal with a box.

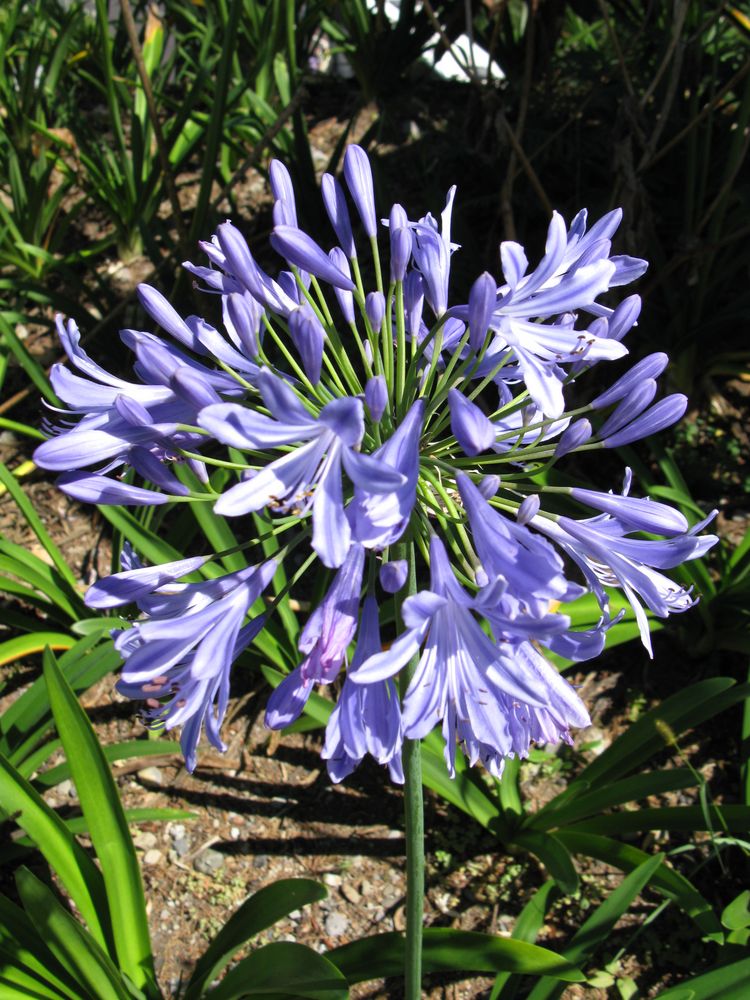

[271,225,356,291]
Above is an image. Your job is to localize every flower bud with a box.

[468,271,496,351]
[223,292,261,358]
[478,474,500,499]
[403,271,424,338]
[289,304,325,384]
[366,291,385,330]
[270,225,355,291]
[448,389,495,456]
[329,248,355,325]
[598,379,657,439]
[269,160,297,226]
[516,495,540,525]
[321,173,355,258]
[343,144,377,238]
[554,418,592,458]
[365,375,388,422]
[603,395,688,448]
[592,352,668,408]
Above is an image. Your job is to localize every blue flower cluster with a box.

[36,146,716,780]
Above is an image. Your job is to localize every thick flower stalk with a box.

[36,144,716,785]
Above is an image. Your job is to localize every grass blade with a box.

[0,752,110,949]
[15,868,130,1000]
[42,648,157,995]
[184,879,327,999]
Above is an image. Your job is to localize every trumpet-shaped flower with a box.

[199,371,406,566]
[113,558,276,771]
[322,595,404,783]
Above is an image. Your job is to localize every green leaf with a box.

[722,890,750,931]
[567,804,750,835]
[0,894,82,1000]
[2,637,120,765]
[529,768,698,830]
[205,941,348,1000]
[653,956,750,998]
[513,831,579,895]
[31,739,177,788]
[0,632,75,667]
[184,879,327,998]
[328,929,585,984]
[98,506,186,565]
[0,751,110,949]
[0,462,80,595]
[42,649,157,994]
[15,868,130,1000]
[557,831,722,940]
[0,317,61,406]
[575,679,744,790]
[526,855,664,1000]
[490,881,559,1000]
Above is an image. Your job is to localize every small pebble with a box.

[169,824,186,841]
[342,883,361,905]
[288,909,301,921]
[325,912,348,937]
[230,826,241,840]
[393,905,406,931]
[172,837,190,857]
[322,873,342,888]
[134,831,158,850]
[253,854,269,869]
[143,849,163,866]
[194,848,225,875]
[137,767,164,786]
[57,779,76,798]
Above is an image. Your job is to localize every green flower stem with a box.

[383,283,396,392]
[370,235,384,294]
[395,280,407,404]
[402,735,424,1000]
[393,541,424,1000]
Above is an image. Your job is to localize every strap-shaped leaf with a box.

[575,679,744,789]
[0,895,81,1000]
[0,632,74,668]
[42,649,157,995]
[0,462,78,592]
[327,929,585,984]
[529,768,698,830]
[205,941,348,1000]
[31,739,177,788]
[184,879,327,998]
[15,868,130,1000]
[490,881,559,1000]
[0,751,110,949]
[526,855,664,1000]
[654,955,750,999]
[1,634,118,762]
[557,830,722,940]
[0,971,71,1000]
[98,506,186,566]
[567,804,750,836]
[513,831,579,895]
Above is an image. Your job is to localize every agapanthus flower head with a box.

[39,144,715,778]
